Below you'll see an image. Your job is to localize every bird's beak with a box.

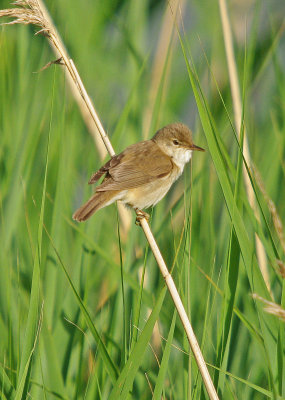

[190,143,205,152]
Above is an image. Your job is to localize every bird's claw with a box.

[135,210,150,226]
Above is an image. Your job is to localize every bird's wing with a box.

[88,160,113,184]
[93,140,173,191]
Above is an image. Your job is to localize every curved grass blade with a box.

[44,226,119,384]
[153,311,177,400]
[0,364,15,399]
[109,286,167,399]
[177,29,278,395]
[17,83,53,396]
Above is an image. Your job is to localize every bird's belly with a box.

[122,172,180,210]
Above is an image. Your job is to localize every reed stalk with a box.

[0,1,219,398]
[218,0,271,294]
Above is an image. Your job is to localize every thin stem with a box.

[218,0,271,294]
[0,1,219,399]
[140,218,219,400]
[36,0,108,160]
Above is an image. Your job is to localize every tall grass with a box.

[0,1,284,399]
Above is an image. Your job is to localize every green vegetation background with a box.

[0,0,284,399]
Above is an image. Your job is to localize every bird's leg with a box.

[135,209,150,225]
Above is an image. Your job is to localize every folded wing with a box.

[89,140,173,191]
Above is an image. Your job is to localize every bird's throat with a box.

[172,149,192,172]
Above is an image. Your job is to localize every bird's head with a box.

[152,123,204,167]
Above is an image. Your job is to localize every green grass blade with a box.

[44,226,119,384]
[178,28,279,394]
[109,286,167,399]
[17,81,53,395]
[116,210,127,365]
[0,364,15,399]
[153,311,177,400]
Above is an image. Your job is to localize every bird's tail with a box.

[72,191,116,222]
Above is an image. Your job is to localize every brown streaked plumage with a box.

[72,123,204,222]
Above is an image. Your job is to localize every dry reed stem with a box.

[1,0,131,232]
[0,1,219,398]
[253,165,285,255]
[276,260,285,279]
[68,60,131,232]
[218,0,271,294]
[252,293,285,322]
[140,218,219,399]
[5,0,107,160]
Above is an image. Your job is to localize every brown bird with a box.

[72,123,204,222]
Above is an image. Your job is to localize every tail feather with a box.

[72,191,115,222]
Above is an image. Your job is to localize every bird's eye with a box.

[173,139,179,145]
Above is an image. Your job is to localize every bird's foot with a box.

[135,209,150,225]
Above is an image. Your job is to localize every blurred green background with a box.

[0,0,285,399]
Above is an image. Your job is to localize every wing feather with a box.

[94,140,172,191]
